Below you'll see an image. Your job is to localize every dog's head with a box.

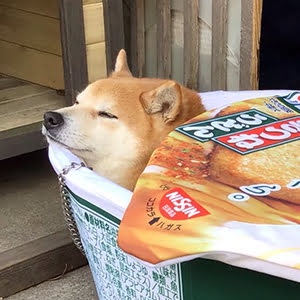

[43,50,204,190]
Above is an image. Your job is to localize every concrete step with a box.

[0,150,87,297]
[0,149,66,252]
[6,266,98,300]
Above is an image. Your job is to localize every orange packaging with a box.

[118,93,300,269]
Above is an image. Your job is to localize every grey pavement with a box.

[0,149,66,252]
[6,266,98,300]
[0,150,98,299]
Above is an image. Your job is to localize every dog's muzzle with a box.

[43,111,64,130]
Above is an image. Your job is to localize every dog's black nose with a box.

[43,111,64,130]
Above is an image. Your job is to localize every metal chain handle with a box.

[58,162,86,256]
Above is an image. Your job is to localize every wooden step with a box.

[0,150,87,297]
[0,83,49,103]
[0,76,27,90]
[0,230,87,298]
[0,75,66,159]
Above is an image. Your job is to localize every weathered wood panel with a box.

[86,42,107,82]
[157,0,171,78]
[102,0,125,74]
[0,84,49,104]
[0,92,64,138]
[226,0,241,91]
[0,76,65,158]
[136,0,145,77]
[0,6,61,55]
[240,0,252,90]
[137,0,262,91]
[0,90,58,116]
[0,0,102,19]
[83,0,102,5]
[59,0,88,104]
[240,0,262,90]
[130,0,145,77]
[0,0,59,18]
[0,76,27,90]
[184,0,199,90]
[211,0,228,90]
[0,40,64,89]
[83,3,105,45]
[252,0,263,89]
[0,4,104,55]
[144,0,157,78]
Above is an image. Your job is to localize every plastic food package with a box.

[118,92,300,271]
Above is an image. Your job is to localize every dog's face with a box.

[43,50,204,190]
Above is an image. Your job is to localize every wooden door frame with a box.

[102,0,127,75]
[59,0,131,97]
[58,0,89,105]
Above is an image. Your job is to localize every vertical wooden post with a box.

[240,0,253,90]
[130,0,145,77]
[156,0,171,78]
[240,0,263,90]
[102,0,125,75]
[58,0,89,105]
[211,0,228,90]
[252,0,263,89]
[184,0,199,90]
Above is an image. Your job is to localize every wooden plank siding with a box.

[211,0,228,90]
[0,0,106,90]
[0,6,61,55]
[156,0,171,78]
[240,0,263,90]
[132,1,262,91]
[240,0,253,90]
[86,42,106,83]
[83,3,105,45]
[183,0,199,90]
[83,0,102,5]
[0,0,59,18]
[0,2,104,49]
[83,2,107,82]
[0,0,101,18]
[0,40,64,89]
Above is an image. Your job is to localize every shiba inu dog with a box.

[42,50,204,190]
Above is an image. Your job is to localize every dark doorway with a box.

[259,1,300,89]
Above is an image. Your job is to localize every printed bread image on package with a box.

[118,92,300,270]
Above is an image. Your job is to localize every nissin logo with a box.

[159,188,210,220]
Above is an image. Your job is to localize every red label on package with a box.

[215,116,300,154]
[159,188,210,220]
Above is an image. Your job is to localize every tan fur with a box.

[43,50,204,190]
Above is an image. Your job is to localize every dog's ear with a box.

[112,49,132,77]
[140,81,182,123]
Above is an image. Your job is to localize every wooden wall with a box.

[83,0,107,83]
[133,0,262,92]
[0,0,106,90]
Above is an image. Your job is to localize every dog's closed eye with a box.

[98,111,118,119]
